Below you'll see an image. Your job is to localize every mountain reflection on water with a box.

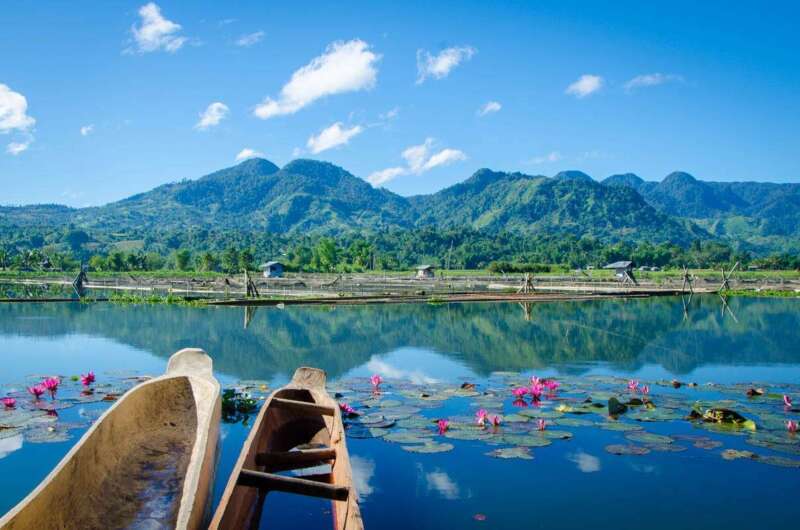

[1,295,798,380]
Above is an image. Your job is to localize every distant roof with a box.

[416,264,435,270]
[260,261,282,268]
[604,260,633,269]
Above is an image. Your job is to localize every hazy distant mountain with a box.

[3,157,799,250]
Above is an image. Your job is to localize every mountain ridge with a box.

[2,157,798,251]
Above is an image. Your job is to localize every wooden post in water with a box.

[681,265,694,294]
[718,261,740,293]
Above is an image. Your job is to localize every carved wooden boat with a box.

[210,367,363,530]
[0,348,221,530]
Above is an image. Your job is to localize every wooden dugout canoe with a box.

[210,367,363,530]
[0,348,221,530]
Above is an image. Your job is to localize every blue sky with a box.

[1,0,798,206]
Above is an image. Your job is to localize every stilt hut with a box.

[604,260,637,285]
[260,261,284,278]
[416,264,436,279]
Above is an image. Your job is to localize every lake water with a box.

[1,296,799,529]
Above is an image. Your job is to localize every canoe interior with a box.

[213,369,362,530]
[2,377,199,530]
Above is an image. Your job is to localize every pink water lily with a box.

[641,385,650,395]
[437,419,449,435]
[529,383,543,401]
[788,420,798,433]
[28,384,45,400]
[627,380,639,392]
[512,387,528,399]
[42,377,60,398]
[537,418,547,431]
[80,371,96,387]
[530,376,541,386]
[2,397,15,409]
[512,398,528,408]
[784,395,793,408]
[338,402,357,417]
[369,374,383,389]
[491,415,502,427]
[543,379,560,393]
[475,409,489,426]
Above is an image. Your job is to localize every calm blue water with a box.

[1,296,799,529]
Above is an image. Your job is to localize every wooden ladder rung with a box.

[238,469,349,501]
[256,447,336,470]
[272,397,335,416]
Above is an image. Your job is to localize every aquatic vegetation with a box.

[437,419,449,435]
[788,420,798,433]
[41,377,60,399]
[627,380,639,392]
[475,409,488,426]
[339,402,358,418]
[221,388,258,423]
[80,371,96,387]
[370,374,383,390]
[784,395,793,408]
[537,419,547,431]
[27,385,45,400]
[2,397,15,409]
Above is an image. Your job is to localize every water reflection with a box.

[1,296,799,380]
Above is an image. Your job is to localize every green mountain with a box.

[601,171,800,250]
[412,168,702,244]
[8,157,793,249]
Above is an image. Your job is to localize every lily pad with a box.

[756,455,800,468]
[596,421,643,432]
[499,434,552,447]
[646,443,687,452]
[605,444,651,456]
[345,425,390,439]
[693,438,723,450]
[721,449,758,461]
[402,442,454,454]
[384,431,434,445]
[625,432,674,445]
[485,447,533,460]
[554,417,594,427]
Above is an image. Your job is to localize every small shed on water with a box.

[260,261,284,278]
[416,264,435,279]
[604,260,637,285]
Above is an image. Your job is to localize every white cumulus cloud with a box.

[235,31,264,47]
[568,451,601,473]
[366,167,406,187]
[350,456,376,502]
[367,138,466,188]
[195,102,229,130]
[624,73,684,92]
[403,138,466,173]
[529,151,562,164]
[254,39,380,119]
[416,45,476,84]
[0,84,35,133]
[422,467,461,500]
[129,3,187,54]
[235,148,263,162]
[477,100,501,116]
[80,124,94,136]
[6,141,30,155]
[306,122,363,154]
[566,74,603,98]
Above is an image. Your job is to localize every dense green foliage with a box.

[1,158,798,271]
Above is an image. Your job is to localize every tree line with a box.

[0,226,798,274]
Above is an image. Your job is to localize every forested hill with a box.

[1,157,797,252]
[602,171,800,250]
